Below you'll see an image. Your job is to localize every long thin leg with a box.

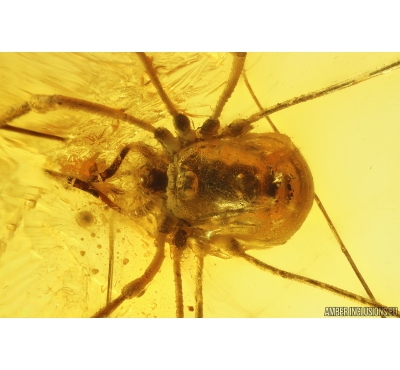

[92,232,166,318]
[136,53,178,117]
[200,53,247,139]
[0,95,155,135]
[0,102,31,125]
[171,233,204,318]
[195,252,204,318]
[0,123,67,142]
[242,58,400,126]
[229,242,399,317]
[137,53,196,144]
[210,53,247,121]
[172,246,184,318]
[107,213,115,305]
[313,193,377,302]
[171,228,189,318]
[242,71,278,133]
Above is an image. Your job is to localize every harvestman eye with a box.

[0,53,399,318]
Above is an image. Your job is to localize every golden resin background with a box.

[0,53,399,318]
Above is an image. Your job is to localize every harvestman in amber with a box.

[0,53,399,318]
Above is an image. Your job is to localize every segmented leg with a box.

[172,249,184,318]
[242,58,400,125]
[228,239,399,317]
[0,123,66,142]
[200,52,247,139]
[171,228,188,318]
[0,94,155,140]
[92,232,167,318]
[195,252,204,318]
[107,213,116,305]
[137,52,196,143]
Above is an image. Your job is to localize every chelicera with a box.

[0,53,399,318]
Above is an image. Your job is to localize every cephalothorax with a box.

[166,133,313,250]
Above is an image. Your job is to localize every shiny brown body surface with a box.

[167,133,313,249]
